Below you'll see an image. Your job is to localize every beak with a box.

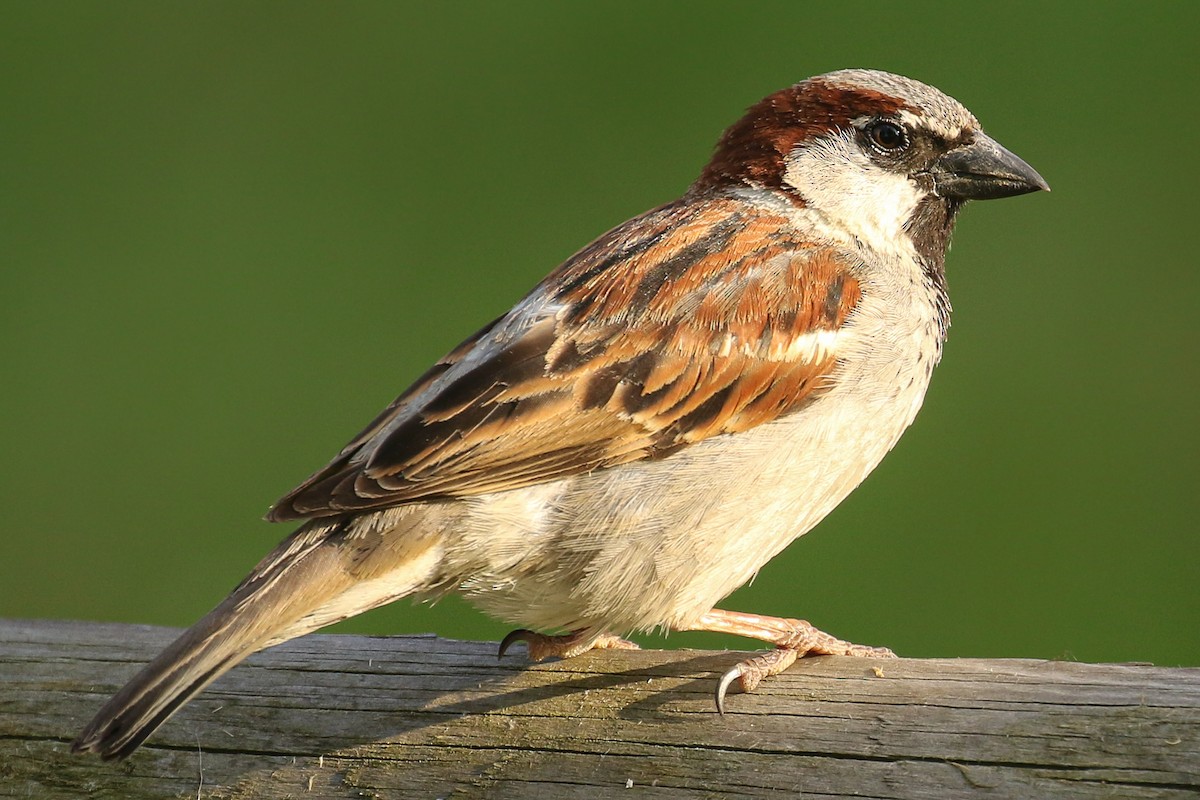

[931,132,1049,201]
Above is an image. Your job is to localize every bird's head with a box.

[694,69,1048,262]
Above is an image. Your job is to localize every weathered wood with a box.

[0,619,1196,799]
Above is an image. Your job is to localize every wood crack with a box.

[3,619,1197,799]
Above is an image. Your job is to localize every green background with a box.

[3,2,1197,666]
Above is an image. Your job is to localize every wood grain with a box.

[1,619,1196,799]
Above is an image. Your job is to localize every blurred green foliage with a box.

[2,1,1197,666]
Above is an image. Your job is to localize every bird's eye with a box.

[867,121,909,152]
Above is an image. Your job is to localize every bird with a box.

[73,68,1047,760]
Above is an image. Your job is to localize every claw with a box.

[497,628,537,660]
[715,664,743,715]
[497,629,640,662]
[713,647,800,713]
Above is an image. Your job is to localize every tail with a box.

[73,512,442,759]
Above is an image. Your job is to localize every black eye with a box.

[867,121,909,152]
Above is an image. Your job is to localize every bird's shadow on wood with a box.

[189,637,754,760]
[431,649,741,722]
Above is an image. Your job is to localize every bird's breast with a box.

[450,267,945,634]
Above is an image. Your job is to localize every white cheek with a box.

[783,135,924,256]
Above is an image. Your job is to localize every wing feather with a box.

[268,196,863,521]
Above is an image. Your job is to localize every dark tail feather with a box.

[73,513,440,759]
[72,597,273,759]
[73,519,351,759]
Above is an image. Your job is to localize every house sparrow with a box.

[74,69,1047,759]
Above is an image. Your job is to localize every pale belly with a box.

[441,251,945,636]
[450,362,933,635]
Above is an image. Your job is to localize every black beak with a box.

[931,133,1049,201]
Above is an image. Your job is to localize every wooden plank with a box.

[1,618,1196,799]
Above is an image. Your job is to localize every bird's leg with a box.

[497,629,640,662]
[681,608,895,712]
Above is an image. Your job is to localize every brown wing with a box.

[268,196,863,521]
